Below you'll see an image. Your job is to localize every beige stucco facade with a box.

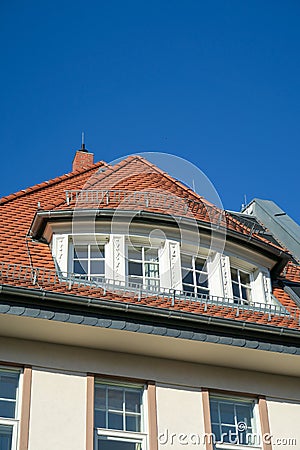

[0,324,299,450]
[28,368,86,450]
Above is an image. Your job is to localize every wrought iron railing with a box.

[66,189,213,219]
[64,189,276,241]
[0,261,297,323]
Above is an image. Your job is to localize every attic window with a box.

[73,244,105,280]
[127,246,160,289]
[181,254,209,297]
[230,268,252,305]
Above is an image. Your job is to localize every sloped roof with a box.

[31,155,289,253]
[0,154,299,331]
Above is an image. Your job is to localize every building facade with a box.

[0,148,299,450]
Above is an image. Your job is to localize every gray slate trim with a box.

[0,295,299,356]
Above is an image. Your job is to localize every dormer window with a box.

[230,267,252,304]
[127,246,160,289]
[181,254,209,297]
[73,244,105,280]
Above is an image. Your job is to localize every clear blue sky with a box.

[1,1,300,223]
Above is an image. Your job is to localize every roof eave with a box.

[30,209,291,269]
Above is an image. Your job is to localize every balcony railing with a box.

[0,261,298,324]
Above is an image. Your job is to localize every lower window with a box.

[0,368,21,450]
[209,395,260,448]
[94,380,147,450]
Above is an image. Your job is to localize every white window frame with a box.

[71,242,106,280]
[181,253,210,297]
[230,267,253,305]
[0,367,22,450]
[209,395,262,450]
[94,380,148,450]
[127,245,160,291]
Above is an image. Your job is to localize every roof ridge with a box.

[0,160,108,205]
[79,155,144,190]
[83,154,217,209]
[132,155,216,207]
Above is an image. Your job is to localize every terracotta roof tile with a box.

[0,155,299,330]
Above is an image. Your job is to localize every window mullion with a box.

[192,256,196,294]
[238,269,242,299]
[88,244,91,280]
[123,389,126,431]
[142,247,146,286]
[105,387,108,429]
[217,401,222,437]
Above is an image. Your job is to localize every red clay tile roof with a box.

[45,155,286,252]
[0,266,299,330]
[0,155,299,330]
[282,261,300,283]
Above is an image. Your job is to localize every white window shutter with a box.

[105,235,126,282]
[159,240,181,290]
[52,234,69,276]
[207,252,225,298]
[220,255,233,300]
[252,269,272,304]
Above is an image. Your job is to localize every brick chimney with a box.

[72,141,94,172]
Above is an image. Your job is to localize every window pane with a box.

[212,424,221,442]
[90,245,105,259]
[219,402,235,425]
[183,283,194,293]
[73,246,88,259]
[95,386,106,410]
[94,409,106,429]
[209,400,219,424]
[182,271,193,285]
[97,438,142,450]
[240,271,250,286]
[126,414,141,432]
[125,391,141,413]
[144,248,158,262]
[128,248,142,261]
[230,268,238,282]
[221,425,237,443]
[108,412,123,430]
[128,262,143,277]
[241,286,251,302]
[91,260,105,275]
[181,255,192,268]
[232,282,240,298]
[195,258,206,272]
[0,425,13,450]
[196,273,208,288]
[236,404,253,428]
[73,260,88,275]
[108,389,123,411]
[0,372,19,400]
[144,263,159,278]
[0,400,15,419]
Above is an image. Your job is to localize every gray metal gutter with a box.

[1,283,300,340]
